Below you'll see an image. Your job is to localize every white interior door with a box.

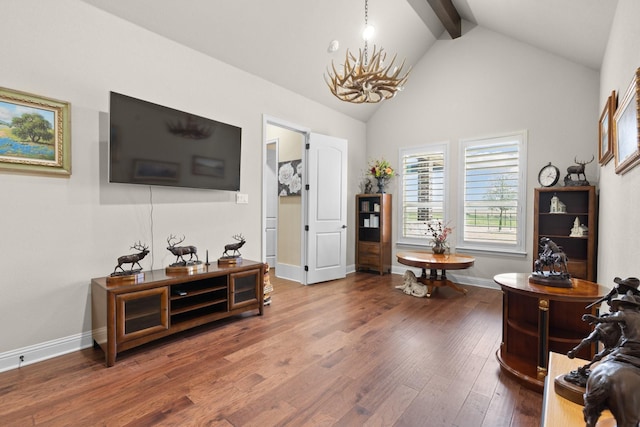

[305,133,348,284]
[265,141,277,267]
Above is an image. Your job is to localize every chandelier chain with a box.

[323,0,411,103]
[364,0,369,65]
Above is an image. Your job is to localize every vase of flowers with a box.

[368,159,395,193]
[427,220,452,254]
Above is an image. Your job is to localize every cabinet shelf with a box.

[506,319,537,338]
[533,186,597,281]
[92,261,265,367]
[171,298,228,315]
[170,285,227,300]
[496,273,608,391]
[356,194,391,275]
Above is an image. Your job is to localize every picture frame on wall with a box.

[598,91,615,165]
[0,87,71,176]
[614,68,640,175]
[278,159,302,196]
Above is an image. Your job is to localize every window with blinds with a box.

[458,131,527,254]
[398,144,448,244]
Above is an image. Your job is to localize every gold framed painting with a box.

[0,87,71,176]
[614,69,640,175]
[598,91,615,165]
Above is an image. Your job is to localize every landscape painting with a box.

[0,87,71,175]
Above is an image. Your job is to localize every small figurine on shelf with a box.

[219,233,246,265]
[530,237,571,287]
[549,194,566,213]
[569,217,588,237]
[111,241,149,277]
[166,234,200,266]
[359,171,374,194]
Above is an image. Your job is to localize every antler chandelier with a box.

[324,0,411,104]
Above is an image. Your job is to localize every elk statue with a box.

[223,234,246,257]
[113,241,149,274]
[166,234,199,264]
[565,155,594,184]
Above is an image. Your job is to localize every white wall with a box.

[0,0,365,365]
[598,0,640,286]
[366,23,600,284]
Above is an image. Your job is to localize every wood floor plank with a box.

[0,272,542,426]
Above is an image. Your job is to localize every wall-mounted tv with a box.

[109,92,241,191]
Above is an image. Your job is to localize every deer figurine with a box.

[223,234,246,257]
[166,234,199,264]
[113,241,149,274]
[565,155,594,183]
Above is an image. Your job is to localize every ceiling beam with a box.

[426,0,461,39]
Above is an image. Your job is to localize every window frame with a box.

[396,142,450,247]
[456,131,528,255]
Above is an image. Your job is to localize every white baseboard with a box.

[0,331,94,373]
[275,262,302,283]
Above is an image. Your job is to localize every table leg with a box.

[421,268,434,298]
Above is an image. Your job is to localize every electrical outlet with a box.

[236,193,249,204]
[19,355,24,362]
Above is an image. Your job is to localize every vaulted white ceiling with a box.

[81,0,617,122]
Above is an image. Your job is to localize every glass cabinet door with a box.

[116,287,168,343]
[229,269,261,309]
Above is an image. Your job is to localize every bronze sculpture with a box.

[112,242,149,276]
[582,290,640,427]
[166,235,199,266]
[222,234,246,258]
[564,155,594,186]
[530,237,571,287]
[564,278,640,387]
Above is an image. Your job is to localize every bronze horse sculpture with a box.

[533,237,569,275]
[582,291,640,427]
[584,359,640,427]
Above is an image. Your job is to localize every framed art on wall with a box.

[614,68,640,175]
[598,91,615,165]
[0,87,71,176]
[278,159,302,196]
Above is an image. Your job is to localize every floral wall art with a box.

[278,159,302,196]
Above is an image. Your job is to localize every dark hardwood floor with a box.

[0,272,542,426]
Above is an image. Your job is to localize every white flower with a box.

[279,162,294,185]
[289,173,302,194]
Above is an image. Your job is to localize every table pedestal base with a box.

[417,268,468,297]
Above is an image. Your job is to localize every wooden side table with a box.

[494,273,608,391]
[396,251,475,297]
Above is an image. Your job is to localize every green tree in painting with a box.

[11,113,54,144]
[484,175,516,231]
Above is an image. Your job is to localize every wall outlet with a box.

[236,193,249,204]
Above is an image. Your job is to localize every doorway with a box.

[264,119,306,283]
[262,116,348,285]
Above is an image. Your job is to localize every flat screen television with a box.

[109,92,241,191]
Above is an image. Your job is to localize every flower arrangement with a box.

[427,220,453,245]
[368,159,395,179]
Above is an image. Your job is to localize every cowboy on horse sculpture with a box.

[533,237,569,275]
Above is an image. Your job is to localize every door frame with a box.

[265,137,278,269]
[262,115,310,283]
